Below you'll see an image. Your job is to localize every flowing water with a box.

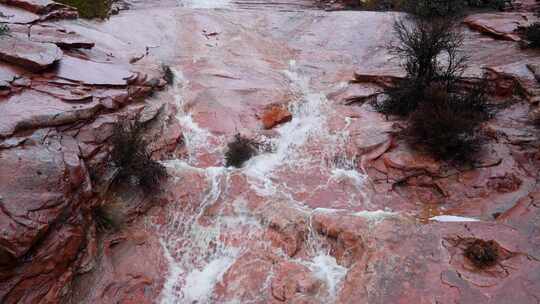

[154,2,372,303]
[156,60,371,302]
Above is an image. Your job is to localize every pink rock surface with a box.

[29,24,95,49]
[464,13,538,41]
[0,36,62,71]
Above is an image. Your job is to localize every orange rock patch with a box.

[261,105,292,129]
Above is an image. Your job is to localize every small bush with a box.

[376,16,466,116]
[225,134,258,168]
[523,22,540,48]
[110,119,167,193]
[405,82,489,160]
[0,24,9,37]
[162,64,174,85]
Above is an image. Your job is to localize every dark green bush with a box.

[55,0,111,18]
[225,134,258,168]
[523,22,540,48]
[110,119,167,193]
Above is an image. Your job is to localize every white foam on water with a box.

[171,69,221,164]
[244,61,350,197]
[160,240,183,304]
[183,255,236,302]
[430,215,480,222]
[309,255,348,300]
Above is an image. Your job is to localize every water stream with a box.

[156,55,370,302]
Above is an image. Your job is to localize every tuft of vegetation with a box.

[464,239,500,269]
[0,24,9,37]
[523,22,540,48]
[92,204,119,232]
[225,134,259,168]
[162,64,174,85]
[110,119,168,193]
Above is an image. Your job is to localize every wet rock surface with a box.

[0,0,540,303]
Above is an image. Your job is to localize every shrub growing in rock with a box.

[110,119,167,193]
[92,204,118,232]
[225,134,258,168]
[405,82,490,160]
[162,64,174,85]
[376,9,491,160]
[0,24,9,36]
[375,16,466,115]
[523,22,540,48]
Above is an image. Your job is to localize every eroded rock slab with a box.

[0,36,62,71]
[464,13,536,41]
[30,24,95,49]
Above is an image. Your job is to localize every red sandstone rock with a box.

[0,90,103,137]
[29,24,95,49]
[0,36,62,71]
[56,55,133,86]
[271,261,321,302]
[3,0,70,14]
[261,105,292,129]
[464,13,537,41]
[0,4,41,24]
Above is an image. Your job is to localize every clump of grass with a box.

[464,239,500,269]
[110,118,168,193]
[225,134,259,168]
